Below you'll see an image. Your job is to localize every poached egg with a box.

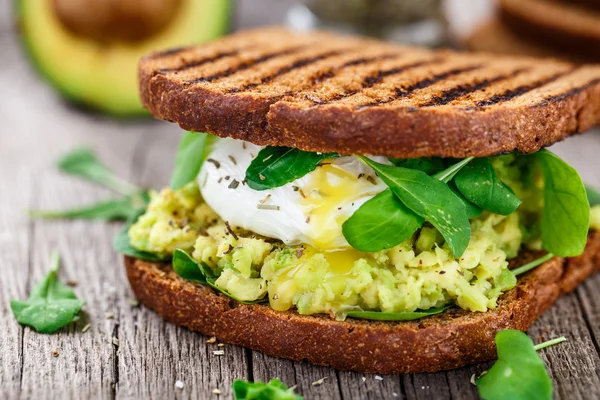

[198,138,388,249]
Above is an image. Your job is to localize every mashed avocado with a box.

[128,156,599,318]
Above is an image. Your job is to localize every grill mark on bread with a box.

[421,68,528,107]
[186,45,309,84]
[227,48,351,93]
[315,57,442,105]
[305,53,400,87]
[357,64,484,108]
[150,46,193,59]
[477,68,575,106]
[159,50,241,74]
[545,77,600,103]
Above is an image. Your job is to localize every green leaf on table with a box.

[534,150,589,257]
[476,330,556,400]
[454,158,521,215]
[346,305,451,321]
[359,157,471,257]
[173,249,268,305]
[245,147,338,191]
[233,378,303,400]
[585,184,600,206]
[10,251,85,334]
[171,131,212,190]
[342,189,423,252]
[388,157,445,174]
[58,148,139,196]
[29,191,150,222]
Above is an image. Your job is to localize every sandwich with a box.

[467,0,600,63]
[119,27,600,374]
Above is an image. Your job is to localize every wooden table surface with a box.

[2,1,600,399]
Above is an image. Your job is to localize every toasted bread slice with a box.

[500,0,600,60]
[139,27,600,159]
[124,232,600,374]
[466,20,594,64]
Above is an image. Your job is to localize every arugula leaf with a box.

[534,150,589,257]
[448,181,483,219]
[346,305,451,321]
[245,147,338,191]
[10,251,85,334]
[585,184,600,206]
[454,158,522,215]
[29,191,150,222]
[113,225,171,262]
[173,249,268,304]
[476,330,555,400]
[342,189,423,252]
[171,131,211,190]
[511,253,554,276]
[432,157,474,183]
[58,148,139,196]
[233,378,303,400]
[388,157,444,174]
[359,157,471,257]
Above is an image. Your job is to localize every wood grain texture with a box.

[1,0,600,399]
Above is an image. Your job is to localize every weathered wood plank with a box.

[338,370,402,400]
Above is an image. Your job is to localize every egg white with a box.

[198,138,388,249]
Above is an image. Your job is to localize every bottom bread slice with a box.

[124,231,600,374]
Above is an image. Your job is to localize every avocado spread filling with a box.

[128,152,597,318]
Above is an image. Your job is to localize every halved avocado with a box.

[17,0,231,116]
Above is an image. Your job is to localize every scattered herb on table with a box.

[476,330,567,400]
[57,148,140,196]
[11,251,85,334]
[233,378,303,400]
[245,147,338,190]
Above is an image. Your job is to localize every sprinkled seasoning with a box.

[259,194,272,205]
[224,175,230,180]
[295,247,305,258]
[207,158,221,169]
[104,312,114,319]
[223,244,234,255]
[312,377,328,386]
[224,221,239,240]
[51,349,59,358]
[263,154,273,162]
[213,350,225,356]
[82,323,91,333]
[228,179,240,189]
[175,381,185,390]
[228,155,237,165]
[212,388,222,395]
[66,280,78,287]
[257,204,280,211]
[366,175,378,185]
[112,337,120,347]
[439,271,446,275]
[218,177,223,184]
[206,336,217,344]
[259,173,266,181]
[217,343,225,347]
[128,298,140,307]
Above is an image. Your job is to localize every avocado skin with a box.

[15,0,232,117]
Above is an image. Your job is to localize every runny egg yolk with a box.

[268,245,370,312]
[299,161,376,250]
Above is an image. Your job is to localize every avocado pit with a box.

[52,0,182,43]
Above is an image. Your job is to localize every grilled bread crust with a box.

[139,27,600,158]
[500,0,600,61]
[124,231,600,374]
